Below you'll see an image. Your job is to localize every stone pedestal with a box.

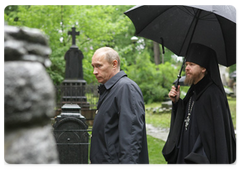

[53,104,89,164]
[61,79,96,125]
[64,47,84,79]
[62,79,87,104]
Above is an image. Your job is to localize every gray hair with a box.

[95,47,120,69]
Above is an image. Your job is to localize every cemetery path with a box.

[146,124,169,142]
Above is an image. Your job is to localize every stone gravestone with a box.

[62,27,87,104]
[4,24,59,163]
[65,27,83,79]
[54,27,92,163]
[61,27,97,126]
[64,48,84,79]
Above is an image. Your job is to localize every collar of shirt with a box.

[98,71,127,95]
[98,84,106,95]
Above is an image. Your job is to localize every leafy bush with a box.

[127,51,178,103]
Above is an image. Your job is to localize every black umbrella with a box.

[124,5,236,88]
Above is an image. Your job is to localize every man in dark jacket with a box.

[90,47,149,164]
[162,43,236,164]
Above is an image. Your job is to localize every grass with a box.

[145,102,171,129]
[147,135,167,164]
[146,112,171,129]
[228,97,236,129]
[88,131,167,164]
[145,97,236,129]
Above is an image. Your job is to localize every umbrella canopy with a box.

[124,5,236,67]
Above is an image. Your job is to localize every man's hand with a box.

[168,85,180,103]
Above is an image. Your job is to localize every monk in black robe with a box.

[162,43,236,164]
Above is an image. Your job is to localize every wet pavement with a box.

[146,124,169,142]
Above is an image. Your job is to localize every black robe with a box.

[162,75,236,163]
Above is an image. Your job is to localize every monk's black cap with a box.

[186,43,217,69]
[186,43,225,95]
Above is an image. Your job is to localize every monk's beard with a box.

[184,75,194,86]
[184,72,202,86]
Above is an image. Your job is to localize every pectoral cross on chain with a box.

[184,97,195,130]
[68,27,79,46]
[184,115,191,130]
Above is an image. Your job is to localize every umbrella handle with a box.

[161,37,165,54]
[175,75,181,90]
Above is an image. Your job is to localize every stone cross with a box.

[68,27,79,46]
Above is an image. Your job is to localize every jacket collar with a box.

[104,71,127,90]
[98,71,127,95]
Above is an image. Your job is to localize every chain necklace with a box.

[184,96,195,130]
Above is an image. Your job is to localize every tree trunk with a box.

[153,41,160,65]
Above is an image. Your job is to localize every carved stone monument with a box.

[65,27,83,79]
[62,27,88,105]
[4,24,59,163]
[58,27,96,126]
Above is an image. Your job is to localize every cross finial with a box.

[68,27,79,46]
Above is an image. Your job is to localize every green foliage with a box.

[5,5,179,102]
[5,5,135,85]
[4,5,234,102]
[127,51,178,103]
[229,64,236,74]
